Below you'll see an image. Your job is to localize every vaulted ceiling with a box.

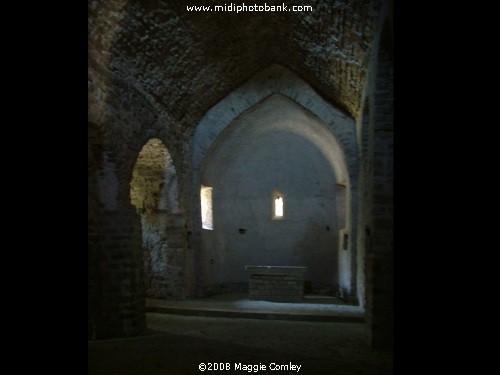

[89,0,382,126]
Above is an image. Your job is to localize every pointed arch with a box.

[131,138,188,299]
[191,65,360,299]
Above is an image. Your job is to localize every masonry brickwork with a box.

[88,0,393,350]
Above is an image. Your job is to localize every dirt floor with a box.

[88,313,393,374]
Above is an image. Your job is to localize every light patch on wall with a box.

[275,196,283,217]
[201,185,213,230]
[272,190,284,220]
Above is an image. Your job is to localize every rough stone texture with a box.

[354,102,370,308]
[140,212,186,299]
[249,275,305,303]
[365,34,393,349]
[246,266,307,302]
[89,0,381,126]
[356,11,393,350]
[88,200,146,339]
[88,0,393,351]
[131,139,181,214]
[130,139,188,299]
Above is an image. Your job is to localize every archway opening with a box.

[130,138,186,299]
[200,95,348,297]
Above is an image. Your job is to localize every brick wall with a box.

[88,162,146,338]
[363,17,393,349]
[141,212,187,299]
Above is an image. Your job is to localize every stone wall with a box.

[358,9,393,350]
[366,38,393,349]
[88,0,393,349]
[88,158,145,339]
[130,139,188,299]
[192,67,358,299]
[140,212,186,299]
[200,94,345,294]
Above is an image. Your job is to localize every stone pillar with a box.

[364,24,394,349]
[88,151,146,339]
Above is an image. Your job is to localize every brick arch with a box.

[130,138,189,299]
[131,138,180,214]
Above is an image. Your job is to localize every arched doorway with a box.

[130,138,187,299]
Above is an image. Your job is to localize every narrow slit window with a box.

[272,190,284,220]
[275,196,283,217]
[201,185,213,230]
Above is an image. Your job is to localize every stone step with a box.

[145,296,365,323]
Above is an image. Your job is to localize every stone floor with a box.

[146,293,364,322]
[89,294,393,374]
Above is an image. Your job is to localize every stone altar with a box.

[245,266,307,302]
